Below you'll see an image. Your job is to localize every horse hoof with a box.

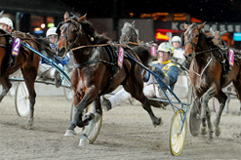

[26,119,33,126]
[209,131,214,139]
[25,121,33,130]
[79,134,89,147]
[215,127,221,137]
[153,117,163,127]
[64,130,76,136]
[84,113,95,121]
[201,127,207,135]
[24,124,33,130]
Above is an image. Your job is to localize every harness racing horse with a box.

[0,30,52,128]
[56,14,162,137]
[119,21,157,51]
[120,21,140,47]
[184,22,241,138]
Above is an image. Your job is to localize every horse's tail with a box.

[132,46,154,67]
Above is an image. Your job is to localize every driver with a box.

[38,27,70,87]
[101,42,179,111]
[0,16,13,33]
[171,36,185,64]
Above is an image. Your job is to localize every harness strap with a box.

[120,60,129,86]
[0,44,8,48]
[193,47,220,56]
[73,59,100,68]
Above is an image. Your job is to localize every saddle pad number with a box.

[12,38,21,56]
[229,49,234,66]
[118,46,124,68]
[151,46,156,57]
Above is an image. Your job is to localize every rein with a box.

[73,56,115,68]
[0,32,43,46]
[70,43,143,68]
[127,41,140,46]
[192,47,221,57]
[70,43,111,52]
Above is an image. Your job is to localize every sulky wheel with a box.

[189,101,201,137]
[169,109,187,156]
[71,102,103,144]
[15,82,30,117]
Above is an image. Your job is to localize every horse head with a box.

[183,22,206,62]
[208,27,226,47]
[120,21,139,44]
[56,14,88,57]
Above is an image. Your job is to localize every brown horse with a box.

[56,14,161,136]
[183,22,241,138]
[0,29,51,128]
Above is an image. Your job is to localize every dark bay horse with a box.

[184,22,241,138]
[56,14,162,136]
[0,30,51,128]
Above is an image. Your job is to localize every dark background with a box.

[60,0,241,22]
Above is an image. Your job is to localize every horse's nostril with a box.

[184,54,192,62]
[57,47,65,57]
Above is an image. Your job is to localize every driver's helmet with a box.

[157,42,174,57]
[46,27,58,37]
[0,17,13,30]
[171,36,181,43]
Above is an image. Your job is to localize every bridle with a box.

[184,26,220,58]
[184,25,199,59]
[184,25,221,78]
[59,19,82,51]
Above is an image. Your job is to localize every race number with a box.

[118,46,124,68]
[229,49,234,66]
[12,38,21,56]
[151,46,156,57]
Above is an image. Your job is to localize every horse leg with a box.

[214,91,227,137]
[140,96,162,126]
[0,76,12,102]
[200,85,216,138]
[233,80,241,116]
[206,104,213,139]
[68,87,97,131]
[22,68,37,128]
[79,98,102,146]
[193,96,208,135]
[127,85,161,126]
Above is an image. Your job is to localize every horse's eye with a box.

[71,29,77,33]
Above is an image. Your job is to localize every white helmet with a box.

[157,42,174,57]
[0,17,13,29]
[46,27,58,37]
[171,36,181,43]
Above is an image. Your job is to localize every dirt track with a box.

[1,96,241,160]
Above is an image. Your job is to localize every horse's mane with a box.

[199,29,221,49]
[80,20,110,44]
